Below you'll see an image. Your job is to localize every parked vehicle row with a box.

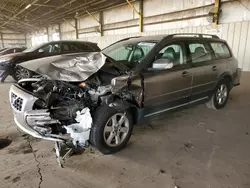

[0,47,26,56]
[0,47,27,82]
[0,41,100,82]
[8,34,241,155]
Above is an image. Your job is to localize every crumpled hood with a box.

[19,52,106,82]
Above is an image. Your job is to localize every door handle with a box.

[182,71,191,77]
[212,66,218,71]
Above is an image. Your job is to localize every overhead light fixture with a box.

[25,4,32,9]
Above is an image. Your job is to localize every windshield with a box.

[24,43,45,52]
[102,39,156,68]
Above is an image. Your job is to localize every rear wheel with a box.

[13,66,32,81]
[206,79,230,110]
[90,105,133,154]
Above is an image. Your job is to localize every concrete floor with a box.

[0,73,250,188]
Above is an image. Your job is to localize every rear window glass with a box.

[79,43,96,52]
[189,43,212,63]
[210,42,231,59]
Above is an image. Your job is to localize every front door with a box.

[142,42,193,118]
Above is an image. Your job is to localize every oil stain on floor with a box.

[0,138,12,150]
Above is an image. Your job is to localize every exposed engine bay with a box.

[17,73,115,147]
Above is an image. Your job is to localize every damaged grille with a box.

[11,92,23,111]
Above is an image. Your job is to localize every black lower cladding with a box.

[135,91,212,125]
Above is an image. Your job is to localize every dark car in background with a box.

[0,48,7,52]
[0,47,26,56]
[0,40,100,81]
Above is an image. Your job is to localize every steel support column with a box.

[0,33,4,48]
[25,34,27,46]
[126,0,143,33]
[99,11,104,36]
[46,27,49,42]
[139,0,143,33]
[58,24,61,40]
[63,18,78,39]
[74,18,79,39]
[86,10,103,36]
[213,0,221,28]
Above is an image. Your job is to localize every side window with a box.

[40,44,51,53]
[40,43,61,53]
[152,43,187,69]
[79,44,93,52]
[70,43,81,52]
[51,43,61,53]
[15,49,21,53]
[137,42,155,56]
[210,42,231,59]
[109,46,132,61]
[62,43,71,53]
[189,42,212,63]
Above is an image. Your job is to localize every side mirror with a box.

[151,59,173,70]
[111,75,130,93]
[38,49,44,53]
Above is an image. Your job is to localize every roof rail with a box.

[168,33,219,39]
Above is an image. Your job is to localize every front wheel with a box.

[206,79,230,110]
[13,66,33,81]
[90,105,133,154]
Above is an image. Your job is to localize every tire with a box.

[90,105,133,155]
[13,66,33,81]
[206,79,230,110]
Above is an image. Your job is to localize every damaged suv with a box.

[9,34,241,155]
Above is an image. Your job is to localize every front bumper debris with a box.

[9,84,93,167]
[9,84,66,142]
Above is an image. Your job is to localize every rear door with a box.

[143,41,193,117]
[209,41,232,78]
[187,40,217,99]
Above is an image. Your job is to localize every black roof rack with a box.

[168,33,220,39]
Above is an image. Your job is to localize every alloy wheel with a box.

[216,84,228,105]
[103,113,130,147]
[15,67,30,80]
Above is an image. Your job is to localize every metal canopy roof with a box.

[0,0,128,33]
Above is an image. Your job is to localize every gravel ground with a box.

[0,73,249,188]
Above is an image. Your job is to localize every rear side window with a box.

[69,43,81,52]
[210,42,231,59]
[156,44,187,66]
[188,42,212,63]
[62,43,71,53]
[86,44,100,52]
[79,44,94,52]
